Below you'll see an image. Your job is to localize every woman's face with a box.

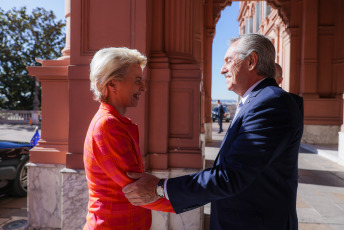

[113,63,146,109]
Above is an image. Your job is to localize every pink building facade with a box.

[26,0,344,229]
[238,0,344,146]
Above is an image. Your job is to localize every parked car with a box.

[212,106,231,122]
[0,128,39,197]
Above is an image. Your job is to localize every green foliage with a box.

[0,7,65,110]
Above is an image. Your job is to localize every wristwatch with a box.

[156,179,165,198]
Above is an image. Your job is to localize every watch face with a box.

[157,186,164,197]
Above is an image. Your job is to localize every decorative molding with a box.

[169,88,194,138]
[302,59,319,64]
[213,0,232,25]
[318,25,335,35]
[165,0,194,56]
[250,4,255,18]
[80,0,93,55]
[80,0,134,56]
[333,58,344,64]
[130,0,136,48]
[304,98,342,125]
[167,151,203,168]
[267,0,291,29]
[287,26,300,37]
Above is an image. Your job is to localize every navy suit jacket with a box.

[167,78,304,230]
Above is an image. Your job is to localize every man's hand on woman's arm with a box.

[123,172,160,206]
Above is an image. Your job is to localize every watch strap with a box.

[156,178,165,198]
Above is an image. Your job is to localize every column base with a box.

[204,122,213,143]
[60,168,88,229]
[27,163,64,229]
[302,125,340,144]
[28,164,204,229]
[339,132,344,160]
[151,168,204,230]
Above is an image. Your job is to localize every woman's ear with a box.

[108,80,116,92]
[248,52,258,71]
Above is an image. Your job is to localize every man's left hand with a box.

[122,172,160,206]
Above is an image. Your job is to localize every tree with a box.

[0,7,65,110]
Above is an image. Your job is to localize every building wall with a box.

[27,0,207,229]
[238,0,344,144]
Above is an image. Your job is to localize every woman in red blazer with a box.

[83,47,174,230]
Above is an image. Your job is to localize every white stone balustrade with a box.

[0,110,41,124]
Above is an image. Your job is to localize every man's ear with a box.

[248,52,258,71]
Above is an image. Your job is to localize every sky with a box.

[212,2,240,102]
[0,0,66,22]
[0,0,239,102]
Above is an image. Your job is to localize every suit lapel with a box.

[213,78,278,166]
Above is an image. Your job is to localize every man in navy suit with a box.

[216,99,225,133]
[274,63,284,85]
[275,63,304,118]
[123,34,303,230]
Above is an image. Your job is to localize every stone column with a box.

[335,0,344,160]
[26,0,74,228]
[339,93,344,160]
[203,28,215,143]
[147,0,171,170]
[203,0,215,143]
[300,0,319,99]
[149,1,204,229]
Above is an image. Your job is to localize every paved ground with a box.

[0,195,27,230]
[0,123,41,143]
[0,123,344,229]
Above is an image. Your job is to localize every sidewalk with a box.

[204,122,344,230]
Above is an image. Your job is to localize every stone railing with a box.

[0,110,41,125]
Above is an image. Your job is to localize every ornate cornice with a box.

[213,0,232,25]
[267,0,291,29]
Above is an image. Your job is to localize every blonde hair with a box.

[89,47,147,102]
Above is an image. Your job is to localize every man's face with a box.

[220,41,247,95]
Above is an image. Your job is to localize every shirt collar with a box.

[100,102,135,125]
[241,78,265,105]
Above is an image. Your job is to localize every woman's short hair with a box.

[229,33,276,79]
[89,47,147,102]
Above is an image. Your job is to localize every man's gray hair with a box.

[230,33,276,78]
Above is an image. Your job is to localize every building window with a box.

[264,1,271,18]
[255,2,261,32]
[246,17,253,34]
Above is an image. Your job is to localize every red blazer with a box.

[84,103,174,230]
